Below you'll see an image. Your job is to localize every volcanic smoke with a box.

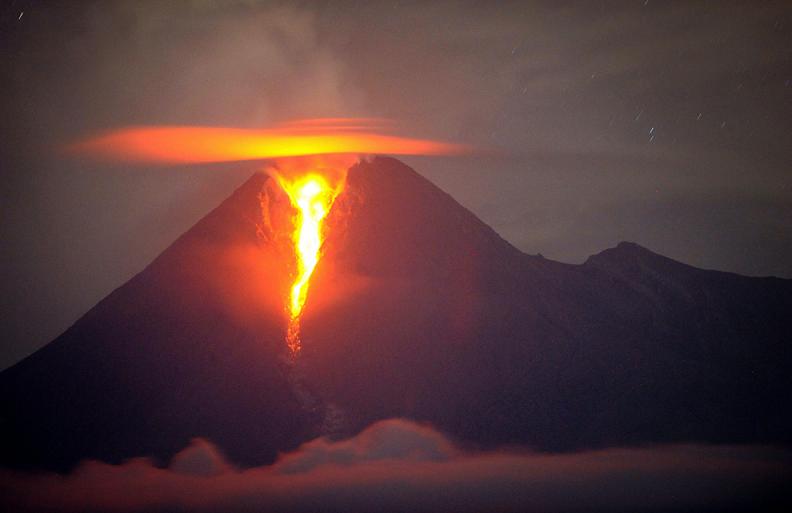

[69,118,466,353]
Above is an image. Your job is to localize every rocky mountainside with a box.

[2,156,790,472]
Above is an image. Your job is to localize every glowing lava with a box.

[274,171,345,355]
[68,118,468,354]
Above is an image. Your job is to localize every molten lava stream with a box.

[68,118,467,354]
[275,172,344,355]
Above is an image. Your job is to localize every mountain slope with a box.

[302,158,792,450]
[0,174,316,471]
[2,156,791,472]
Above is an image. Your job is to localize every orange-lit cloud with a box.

[2,419,789,513]
[67,118,468,164]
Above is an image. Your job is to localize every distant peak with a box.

[614,241,650,253]
[584,241,695,276]
[584,241,661,266]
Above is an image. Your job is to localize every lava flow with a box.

[69,118,466,354]
[274,169,345,355]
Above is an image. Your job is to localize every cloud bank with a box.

[2,419,789,513]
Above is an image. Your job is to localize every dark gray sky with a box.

[1,0,791,369]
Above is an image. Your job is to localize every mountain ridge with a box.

[2,156,790,472]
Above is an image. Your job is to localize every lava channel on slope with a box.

[69,117,467,354]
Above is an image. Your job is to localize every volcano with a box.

[2,156,791,472]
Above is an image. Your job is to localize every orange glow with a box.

[271,160,347,355]
[69,118,467,355]
[68,119,466,164]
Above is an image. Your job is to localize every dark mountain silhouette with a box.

[2,156,791,472]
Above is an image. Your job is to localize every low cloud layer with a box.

[2,419,789,513]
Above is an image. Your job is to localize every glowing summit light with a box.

[68,119,467,164]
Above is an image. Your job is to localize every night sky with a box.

[1,0,790,369]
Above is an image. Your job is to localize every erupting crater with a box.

[69,117,467,353]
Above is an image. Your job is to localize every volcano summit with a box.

[1,157,791,472]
